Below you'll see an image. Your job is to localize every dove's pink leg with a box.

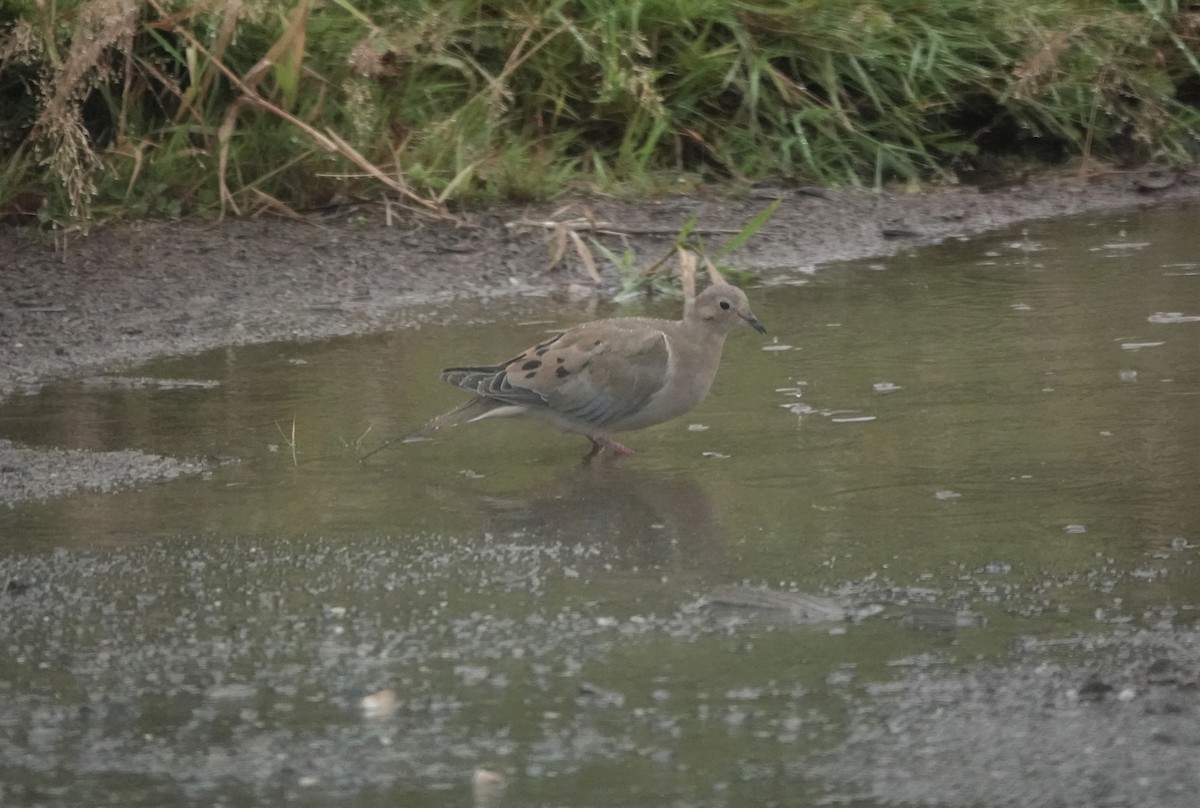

[587,436,636,458]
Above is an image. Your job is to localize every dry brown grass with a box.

[18,0,140,223]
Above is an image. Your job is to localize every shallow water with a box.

[2,206,1199,806]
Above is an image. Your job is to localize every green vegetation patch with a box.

[1,0,1198,224]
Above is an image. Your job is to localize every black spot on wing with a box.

[467,370,549,407]
[555,367,569,378]
[522,359,542,370]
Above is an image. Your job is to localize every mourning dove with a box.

[417,283,765,458]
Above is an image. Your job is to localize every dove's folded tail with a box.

[358,396,508,462]
[409,396,509,436]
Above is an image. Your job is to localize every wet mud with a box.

[814,628,1200,807]
[0,439,212,505]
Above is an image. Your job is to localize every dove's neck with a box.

[678,314,732,348]
[671,318,729,392]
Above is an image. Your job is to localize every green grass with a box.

[1,0,1199,225]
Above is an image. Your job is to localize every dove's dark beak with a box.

[744,314,766,334]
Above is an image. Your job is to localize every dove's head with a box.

[691,284,766,335]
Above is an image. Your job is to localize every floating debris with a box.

[577,682,626,708]
[79,375,220,390]
[472,768,506,808]
[3,579,31,597]
[1120,341,1164,350]
[900,606,986,632]
[207,683,258,701]
[455,665,490,686]
[360,689,397,718]
[1093,241,1150,251]
[1076,675,1114,702]
[706,586,850,625]
[1147,312,1200,323]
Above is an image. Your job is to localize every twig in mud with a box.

[339,424,374,453]
[542,221,604,283]
[275,416,298,466]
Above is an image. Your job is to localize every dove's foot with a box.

[586,436,636,459]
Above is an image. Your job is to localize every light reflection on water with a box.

[1,205,1199,806]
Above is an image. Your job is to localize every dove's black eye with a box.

[719,300,731,310]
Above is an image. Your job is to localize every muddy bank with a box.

[1,169,1198,503]
[3,170,1198,394]
[0,439,213,506]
